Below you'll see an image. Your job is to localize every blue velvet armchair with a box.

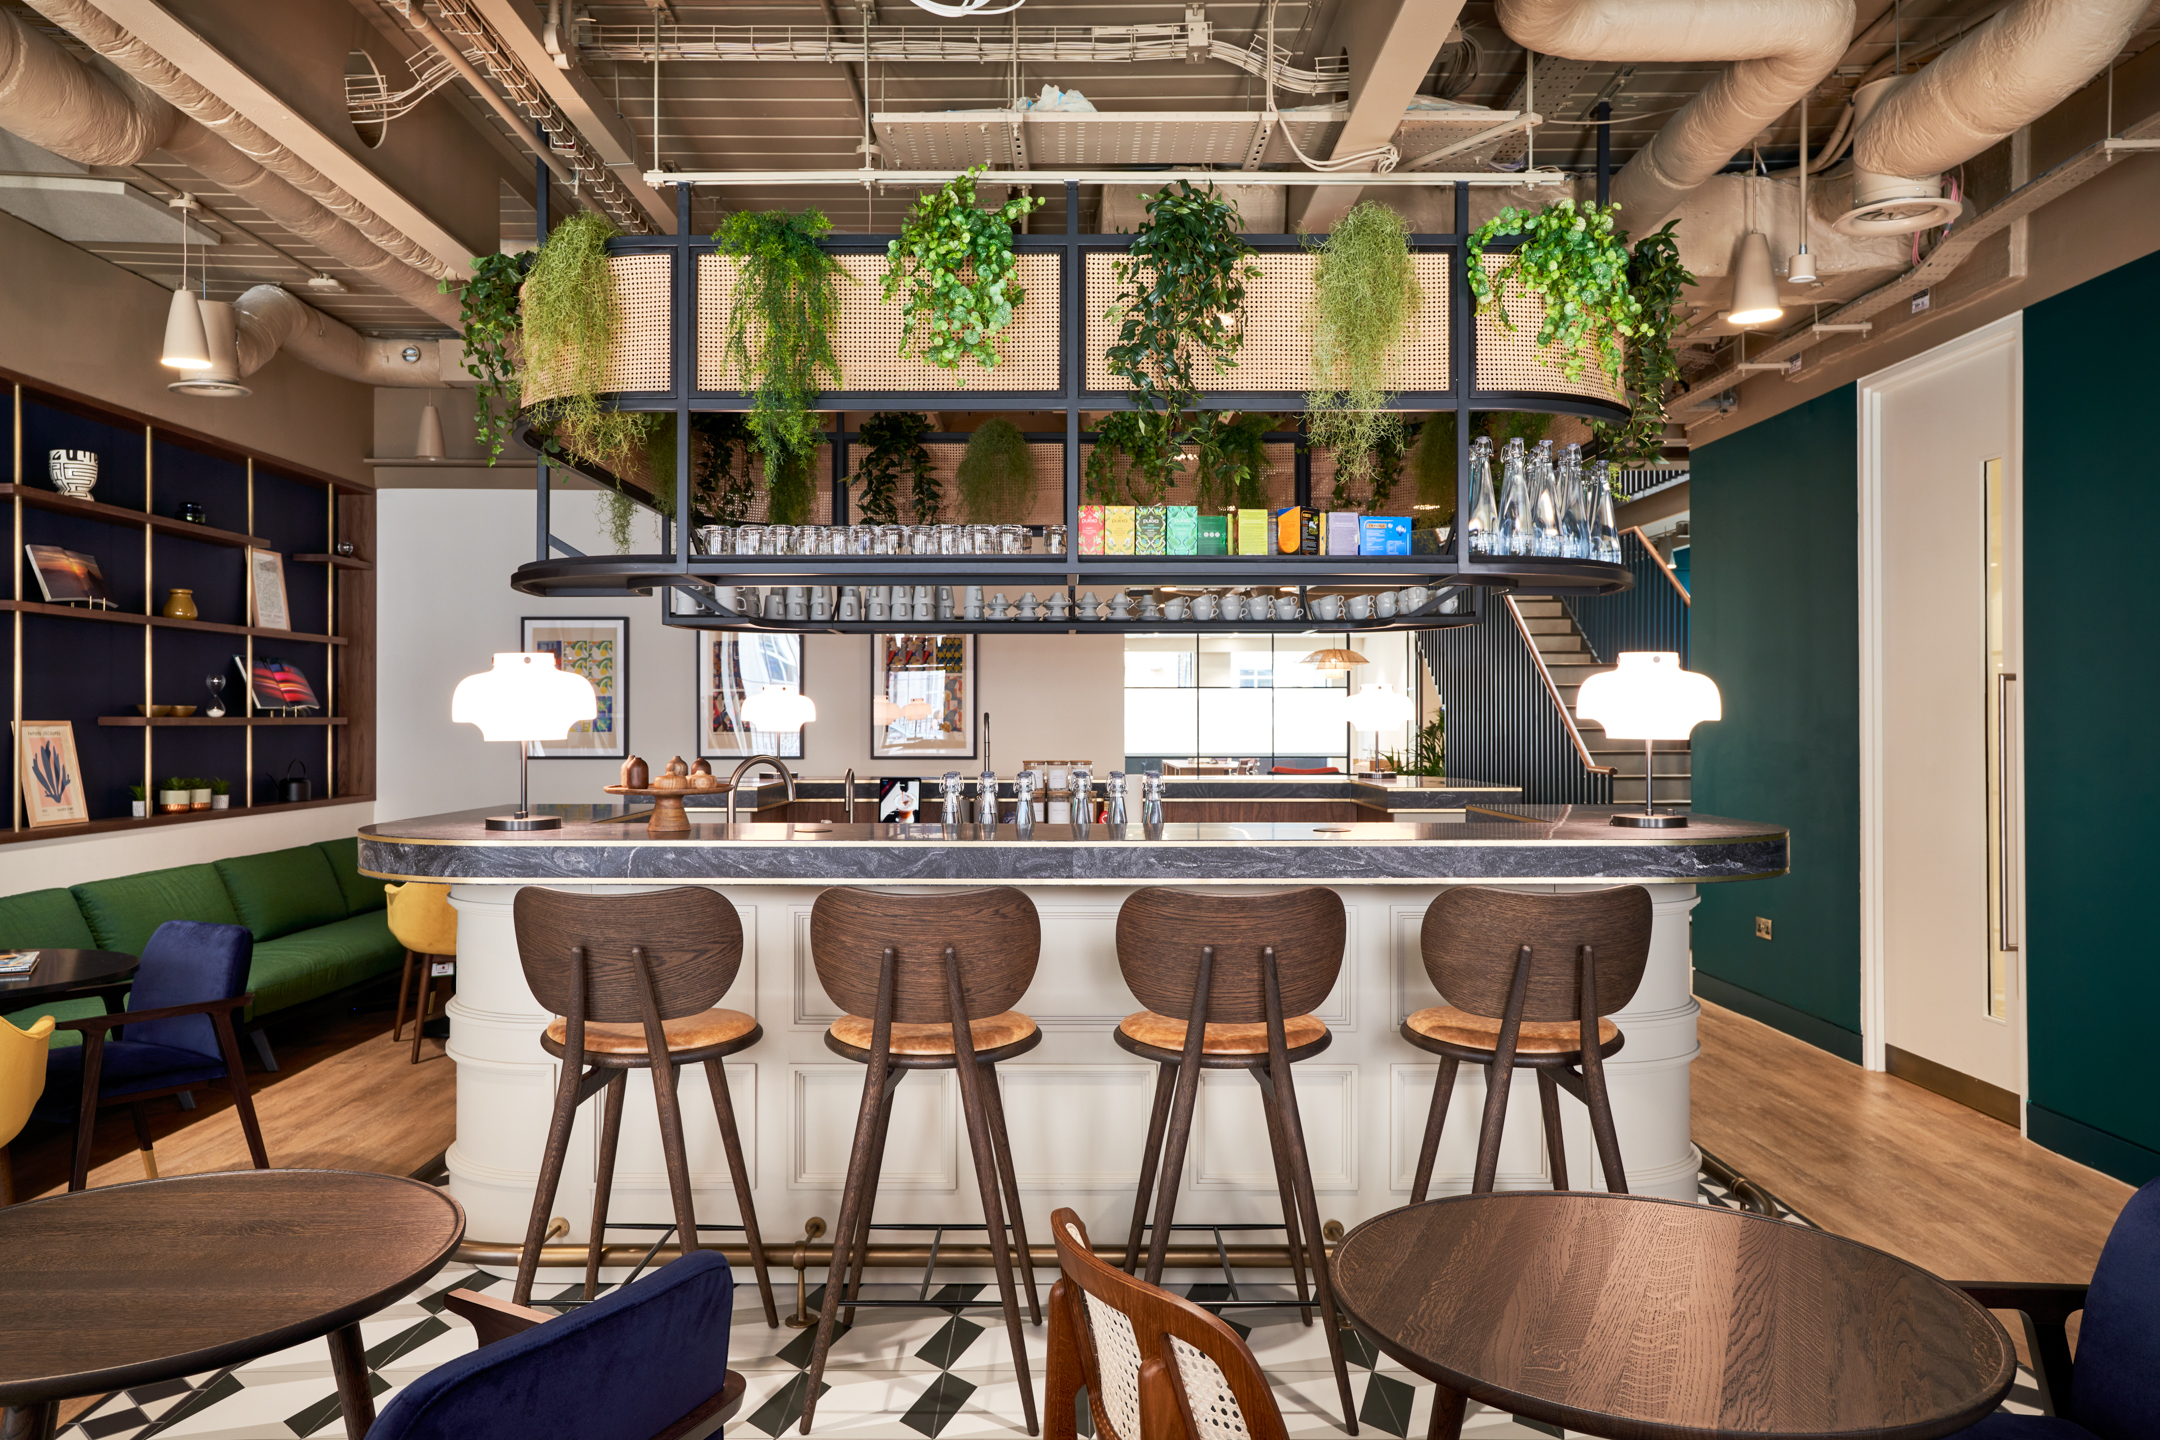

[32,919,268,1191]
[1948,1176,2159,1439]
[375,1250,744,1440]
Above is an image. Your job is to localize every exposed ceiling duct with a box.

[1494,0,1855,229]
[1832,75,1964,235]
[230,284,459,388]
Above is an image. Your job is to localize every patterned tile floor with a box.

[61,1169,2047,1440]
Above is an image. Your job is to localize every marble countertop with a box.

[357,804,1786,887]
[712,773,1521,811]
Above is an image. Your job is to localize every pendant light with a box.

[1727,232,1784,327]
[1788,96,1818,287]
[160,195,212,370]
[416,393,447,459]
[1301,647,1369,673]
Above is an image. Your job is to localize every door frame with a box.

[1856,311,2027,1121]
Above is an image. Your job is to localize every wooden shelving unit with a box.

[4,371,376,844]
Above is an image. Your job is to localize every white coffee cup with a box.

[1401,585,1430,613]
[1349,594,1373,620]
[1222,595,1245,620]
[839,594,860,620]
[1192,594,1218,620]
[869,598,889,620]
[1164,597,1188,621]
[1276,597,1300,620]
[1376,592,1397,618]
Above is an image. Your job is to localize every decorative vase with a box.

[210,794,229,810]
[158,790,189,814]
[130,800,146,818]
[48,449,97,498]
[161,588,199,619]
[189,787,211,811]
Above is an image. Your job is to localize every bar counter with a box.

[357,804,1787,1271]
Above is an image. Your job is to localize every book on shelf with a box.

[24,544,112,608]
[237,654,320,713]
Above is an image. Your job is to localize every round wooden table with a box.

[0,949,137,1007]
[1331,1192,2016,1440]
[0,1169,465,1440]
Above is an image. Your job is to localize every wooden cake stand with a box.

[603,783,720,835]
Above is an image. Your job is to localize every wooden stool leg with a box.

[648,1057,702,1259]
[1471,945,1535,1197]
[706,1056,781,1327]
[1536,1069,1569,1191]
[1409,1056,1459,1204]
[1258,1060,1358,1435]
[586,1071,628,1300]
[980,1060,1042,1324]
[1121,1060,1177,1274]
[802,1042,896,1434]
[129,1102,158,1178]
[1142,1056,1204,1287]
[515,1054,588,1306]
[410,966,438,1065]
[955,1049,1038,1436]
[1258,1075,1314,1325]
[841,1066,901,1325]
[392,948,418,1043]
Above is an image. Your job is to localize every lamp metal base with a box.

[485,813,563,831]
[1610,811,1689,829]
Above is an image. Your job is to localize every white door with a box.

[1860,314,2025,1122]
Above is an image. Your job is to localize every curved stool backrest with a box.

[1419,885,1653,1022]
[2071,1177,2160,1439]
[810,886,1039,1023]
[1114,887,1343,1024]
[512,887,743,1024]
[0,1012,54,1149]
[386,882,458,955]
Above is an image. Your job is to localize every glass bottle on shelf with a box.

[1590,460,1623,562]
[1466,436,1499,555]
[1496,437,1531,556]
[1560,442,1590,558]
[1141,772,1164,828]
[1529,440,1563,557]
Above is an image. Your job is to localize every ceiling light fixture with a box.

[168,300,251,398]
[906,0,1024,14]
[1788,95,1817,286]
[1302,647,1369,672]
[1727,231,1784,327]
[160,194,211,371]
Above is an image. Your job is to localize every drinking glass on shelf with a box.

[876,525,902,555]
[766,524,796,555]
[849,524,874,556]
[910,526,938,555]
[938,524,965,555]
[997,524,1025,555]
[969,524,996,555]
[735,526,766,556]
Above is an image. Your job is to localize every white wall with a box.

[375,489,1124,821]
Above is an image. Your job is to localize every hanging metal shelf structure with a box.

[509,177,1636,630]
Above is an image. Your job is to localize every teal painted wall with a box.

[2022,257,2160,1184]
[1690,386,1864,1061]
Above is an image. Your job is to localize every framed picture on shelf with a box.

[248,548,290,631]
[24,545,111,609]
[236,654,320,713]
[521,617,628,759]
[871,634,975,760]
[699,632,804,760]
[15,720,87,828]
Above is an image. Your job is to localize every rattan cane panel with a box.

[1084,251,1449,394]
[699,252,1061,393]
[521,253,671,405]
[845,437,1068,528]
[1472,253,1625,405]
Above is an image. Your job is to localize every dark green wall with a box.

[1690,386,1864,1062]
[2022,257,2160,1184]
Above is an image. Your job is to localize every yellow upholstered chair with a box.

[1,1012,55,1204]
[386,883,458,1065]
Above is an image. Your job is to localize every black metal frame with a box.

[512,175,1636,627]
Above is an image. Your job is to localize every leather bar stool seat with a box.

[827,1010,1038,1060]
[543,1008,760,1059]
[1115,1009,1330,1059]
[1403,1005,1621,1058]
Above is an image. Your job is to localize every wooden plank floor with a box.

[1694,997,2132,1363]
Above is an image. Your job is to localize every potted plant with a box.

[1376,716,1447,777]
[188,777,212,811]
[445,248,533,463]
[158,776,189,815]
[128,782,145,819]
[715,209,847,524]
[882,166,1043,377]
[209,776,230,811]
[849,411,938,525]
[1306,200,1423,496]
[1591,219,1695,465]
[957,417,1034,523]
[1466,198,1641,391]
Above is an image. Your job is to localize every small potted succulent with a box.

[188,776,212,811]
[158,776,190,814]
[209,776,230,810]
[128,783,145,819]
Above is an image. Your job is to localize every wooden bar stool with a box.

[1404,885,1653,1200]
[509,886,777,1328]
[801,886,1044,1437]
[1110,886,1358,1435]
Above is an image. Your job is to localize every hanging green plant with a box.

[957,417,1034,523]
[882,167,1045,376]
[1365,421,1414,515]
[600,488,636,553]
[1591,220,1695,466]
[522,213,644,469]
[715,209,847,512]
[850,411,937,525]
[767,445,818,526]
[1466,198,1642,388]
[1409,413,1453,510]
[1188,411,1275,515]
[1307,200,1422,491]
[693,412,758,525]
[444,248,531,463]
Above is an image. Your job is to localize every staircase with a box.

[1513,596,1692,808]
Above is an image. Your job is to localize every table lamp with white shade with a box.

[451,652,598,831]
[1343,681,1414,775]
[741,685,816,732]
[1574,651,1721,828]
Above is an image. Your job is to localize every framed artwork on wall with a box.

[522,617,628,758]
[871,633,975,759]
[700,632,804,760]
[248,548,291,631]
[16,720,87,828]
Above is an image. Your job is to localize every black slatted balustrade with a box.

[1563,528,1690,665]
[1417,597,1616,805]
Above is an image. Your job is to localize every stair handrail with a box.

[1620,525,1691,606]
[1505,594,1618,779]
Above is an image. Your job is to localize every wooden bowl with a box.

[168,706,197,717]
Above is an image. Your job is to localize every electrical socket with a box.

[1755,917,1773,940]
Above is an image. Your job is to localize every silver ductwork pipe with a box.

[1495,0,1855,230]
[1852,0,2149,179]
[231,285,456,388]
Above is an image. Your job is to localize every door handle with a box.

[1998,672,2018,953]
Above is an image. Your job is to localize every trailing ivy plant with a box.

[1188,411,1275,514]
[444,248,532,462]
[957,417,1034,523]
[715,209,846,516]
[522,213,644,470]
[1092,182,1259,503]
[1591,220,1695,466]
[850,411,937,525]
[1466,198,1642,389]
[1307,201,1422,492]
[882,168,1044,376]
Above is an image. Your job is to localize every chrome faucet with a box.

[842,767,856,822]
[726,755,797,825]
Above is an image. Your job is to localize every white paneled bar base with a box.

[357,807,1785,1280]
